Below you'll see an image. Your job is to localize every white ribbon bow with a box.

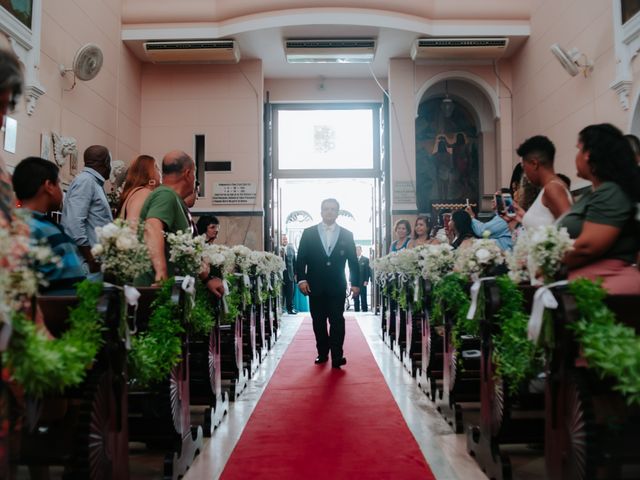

[267,275,272,291]
[413,277,420,304]
[181,275,196,295]
[527,280,568,342]
[257,276,263,296]
[222,279,230,314]
[467,277,495,320]
[124,285,141,307]
[243,274,250,288]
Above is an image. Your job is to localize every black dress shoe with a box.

[332,357,347,369]
[287,309,298,314]
[314,355,329,364]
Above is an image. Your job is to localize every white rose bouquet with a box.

[166,231,206,276]
[454,237,505,281]
[202,243,236,278]
[508,225,573,285]
[92,219,150,284]
[417,243,455,284]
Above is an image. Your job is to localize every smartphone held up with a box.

[494,190,516,217]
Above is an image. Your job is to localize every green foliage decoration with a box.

[4,280,105,399]
[129,278,183,387]
[567,278,640,405]
[432,274,477,349]
[492,276,543,395]
[187,282,216,335]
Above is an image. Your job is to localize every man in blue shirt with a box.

[61,145,113,272]
[12,157,86,293]
[466,204,513,251]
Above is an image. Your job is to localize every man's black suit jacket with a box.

[283,243,296,282]
[358,256,371,284]
[295,224,360,297]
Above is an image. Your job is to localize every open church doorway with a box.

[263,100,390,313]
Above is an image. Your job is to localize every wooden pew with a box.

[545,288,640,480]
[402,299,423,378]
[188,298,229,436]
[220,318,248,400]
[467,280,544,480]
[437,283,481,433]
[127,284,203,480]
[417,282,444,402]
[15,286,129,479]
[384,298,397,350]
[252,278,268,362]
[392,304,407,361]
[242,305,260,378]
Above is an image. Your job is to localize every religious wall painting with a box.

[415,97,480,213]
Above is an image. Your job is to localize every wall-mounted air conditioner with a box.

[411,37,509,60]
[284,39,376,64]
[143,40,240,64]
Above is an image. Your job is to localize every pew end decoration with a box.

[91,219,150,284]
[508,225,573,286]
[166,231,206,276]
[453,236,505,281]
[4,280,105,398]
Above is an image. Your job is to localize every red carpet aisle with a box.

[221,317,436,479]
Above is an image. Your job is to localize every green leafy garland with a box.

[4,280,105,399]
[129,279,184,387]
[492,276,543,395]
[568,278,640,405]
[187,282,215,335]
[432,273,477,349]
[223,274,251,324]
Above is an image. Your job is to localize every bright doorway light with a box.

[277,109,374,170]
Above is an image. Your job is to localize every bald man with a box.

[138,150,224,296]
[61,144,113,272]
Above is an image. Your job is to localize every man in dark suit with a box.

[354,246,371,312]
[296,198,360,369]
[281,234,297,314]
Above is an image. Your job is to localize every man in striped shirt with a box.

[12,157,86,294]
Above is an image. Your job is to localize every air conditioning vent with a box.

[285,38,376,64]
[411,37,509,60]
[143,40,240,64]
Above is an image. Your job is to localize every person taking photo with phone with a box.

[502,135,572,229]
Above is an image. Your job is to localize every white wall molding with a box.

[0,1,44,116]
[414,70,500,120]
[611,0,640,111]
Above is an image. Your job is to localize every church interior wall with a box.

[1,0,141,190]
[511,0,631,186]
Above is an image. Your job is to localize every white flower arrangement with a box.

[0,213,59,323]
[202,243,236,277]
[92,219,150,284]
[507,225,573,285]
[231,245,253,274]
[454,237,505,281]
[372,254,393,286]
[416,243,456,284]
[166,231,206,276]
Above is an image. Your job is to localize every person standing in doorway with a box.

[296,198,360,368]
[281,234,297,314]
[354,246,371,312]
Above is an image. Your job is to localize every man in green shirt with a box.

[139,150,224,297]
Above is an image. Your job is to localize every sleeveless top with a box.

[522,180,572,230]
[118,186,148,221]
[390,237,410,252]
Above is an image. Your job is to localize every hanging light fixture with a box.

[441,80,455,118]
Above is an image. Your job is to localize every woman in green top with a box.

[560,123,640,294]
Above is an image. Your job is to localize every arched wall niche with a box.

[414,76,498,214]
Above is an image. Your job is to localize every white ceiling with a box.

[123,20,529,79]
